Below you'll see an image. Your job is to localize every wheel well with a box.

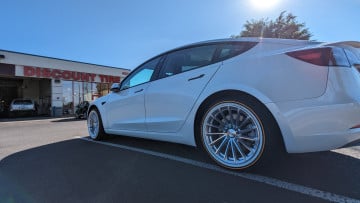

[194,90,284,148]
[88,105,97,112]
[88,105,99,117]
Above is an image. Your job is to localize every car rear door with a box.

[145,44,221,133]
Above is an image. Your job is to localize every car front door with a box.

[105,57,161,131]
[145,45,221,133]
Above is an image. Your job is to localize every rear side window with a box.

[216,42,258,62]
[159,45,217,78]
[158,41,258,79]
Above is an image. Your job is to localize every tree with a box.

[232,11,312,40]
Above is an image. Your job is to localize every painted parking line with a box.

[78,136,360,203]
[333,148,360,159]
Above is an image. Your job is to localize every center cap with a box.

[227,129,237,137]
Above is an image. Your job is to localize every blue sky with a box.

[1,0,359,69]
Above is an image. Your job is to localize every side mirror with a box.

[110,83,121,93]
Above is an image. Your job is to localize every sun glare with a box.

[250,0,281,10]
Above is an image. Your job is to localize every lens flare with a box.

[250,0,281,10]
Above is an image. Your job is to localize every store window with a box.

[62,81,73,115]
[73,81,83,109]
[83,82,92,102]
[62,81,111,114]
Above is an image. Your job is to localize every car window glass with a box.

[331,47,350,67]
[217,42,258,61]
[121,57,160,89]
[159,45,217,78]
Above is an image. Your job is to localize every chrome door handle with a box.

[134,89,144,93]
[188,74,205,81]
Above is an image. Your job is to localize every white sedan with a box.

[87,38,360,170]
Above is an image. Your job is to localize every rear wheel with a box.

[87,108,107,140]
[199,94,283,170]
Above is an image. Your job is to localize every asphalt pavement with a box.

[0,117,359,203]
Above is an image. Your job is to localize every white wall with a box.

[51,79,63,108]
[0,50,129,78]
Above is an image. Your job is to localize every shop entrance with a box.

[0,77,51,117]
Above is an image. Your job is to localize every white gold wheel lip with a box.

[87,110,100,139]
[202,102,264,169]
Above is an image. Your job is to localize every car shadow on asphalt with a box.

[103,135,360,199]
[0,137,359,202]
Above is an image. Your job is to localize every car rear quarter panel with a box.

[268,66,360,152]
[213,50,329,103]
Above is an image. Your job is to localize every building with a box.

[0,50,129,117]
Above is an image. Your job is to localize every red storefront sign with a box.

[24,66,121,83]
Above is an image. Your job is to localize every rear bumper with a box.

[288,127,360,153]
[266,66,360,153]
[267,100,360,153]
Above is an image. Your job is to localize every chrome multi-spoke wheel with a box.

[201,101,265,169]
[87,109,106,140]
[88,110,100,139]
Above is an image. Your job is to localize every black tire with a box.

[87,108,107,140]
[196,93,285,170]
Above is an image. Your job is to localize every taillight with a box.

[286,47,350,67]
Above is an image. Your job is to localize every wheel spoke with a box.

[239,140,254,152]
[230,139,237,162]
[215,137,228,154]
[206,132,226,136]
[233,140,246,159]
[210,135,226,146]
[239,116,250,129]
[210,114,225,126]
[238,136,258,141]
[228,106,234,126]
[224,140,231,160]
[206,124,221,130]
[218,108,228,122]
[235,109,241,127]
[239,126,257,134]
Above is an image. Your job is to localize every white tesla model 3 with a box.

[87,38,360,170]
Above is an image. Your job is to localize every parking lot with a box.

[0,118,359,203]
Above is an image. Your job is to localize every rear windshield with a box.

[13,100,33,105]
[344,48,360,65]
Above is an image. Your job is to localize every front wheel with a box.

[87,109,107,140]
[199,95,283,170]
